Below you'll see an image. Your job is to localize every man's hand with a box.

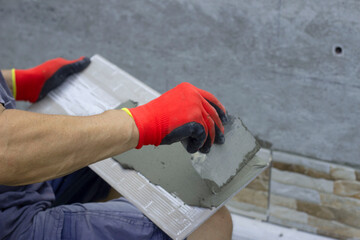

[126,82,228,153]
[13,57,91,102]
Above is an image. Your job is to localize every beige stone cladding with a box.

[229,149,360,240]
[270,151,360,239]
[227,149,271,220]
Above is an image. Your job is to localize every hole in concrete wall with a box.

[334,45,343,55]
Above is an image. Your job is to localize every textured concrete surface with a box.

[0,0,359,166]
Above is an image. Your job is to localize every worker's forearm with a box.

[0,109,139,186]
[1,70,13,94]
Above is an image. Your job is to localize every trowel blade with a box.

[191,116,260,190]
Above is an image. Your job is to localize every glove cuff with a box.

[128,104,169,149]
[128,106,147,149]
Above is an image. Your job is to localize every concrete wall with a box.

[1,0,359,166]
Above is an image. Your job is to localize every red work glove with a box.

[126,82,228,153]
[12,57,91,102]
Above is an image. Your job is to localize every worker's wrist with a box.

[118,109,139,149]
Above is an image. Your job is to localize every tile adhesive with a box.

[113,101,263,208]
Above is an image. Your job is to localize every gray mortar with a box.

[191,115,260,189]
[113,144,268,208]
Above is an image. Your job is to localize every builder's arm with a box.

[0,82,227,186]
[0,104,139,186]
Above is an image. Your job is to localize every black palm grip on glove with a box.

[38,57,91,101]
[14,56,91,102]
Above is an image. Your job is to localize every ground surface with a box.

[231,214,334,240]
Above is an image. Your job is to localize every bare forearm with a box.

[0,109,139,186]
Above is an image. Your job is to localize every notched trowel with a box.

[113,100,266,208]
[191,115,260,192]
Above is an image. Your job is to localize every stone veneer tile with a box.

[229,201,266,213]
[246,169,269,191]
[308,215,360,239]
[333,180,360,199]
[227,201,267,220]
[272,162,332,180]
[269,205,308,224]
[297,201,360,228]
[330,166,356,181]
[232,188,268,208]
[297,201,335,219]
[246,177,269,191]
[320,192,360,210]
[272,151,330,174]
[356,170,360,181]
[269,216,317,234]
[272,168,333,193]
[230,150,360,239]
[270,194,297,209]
[273,151,360,182]
[271,181,321,204]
